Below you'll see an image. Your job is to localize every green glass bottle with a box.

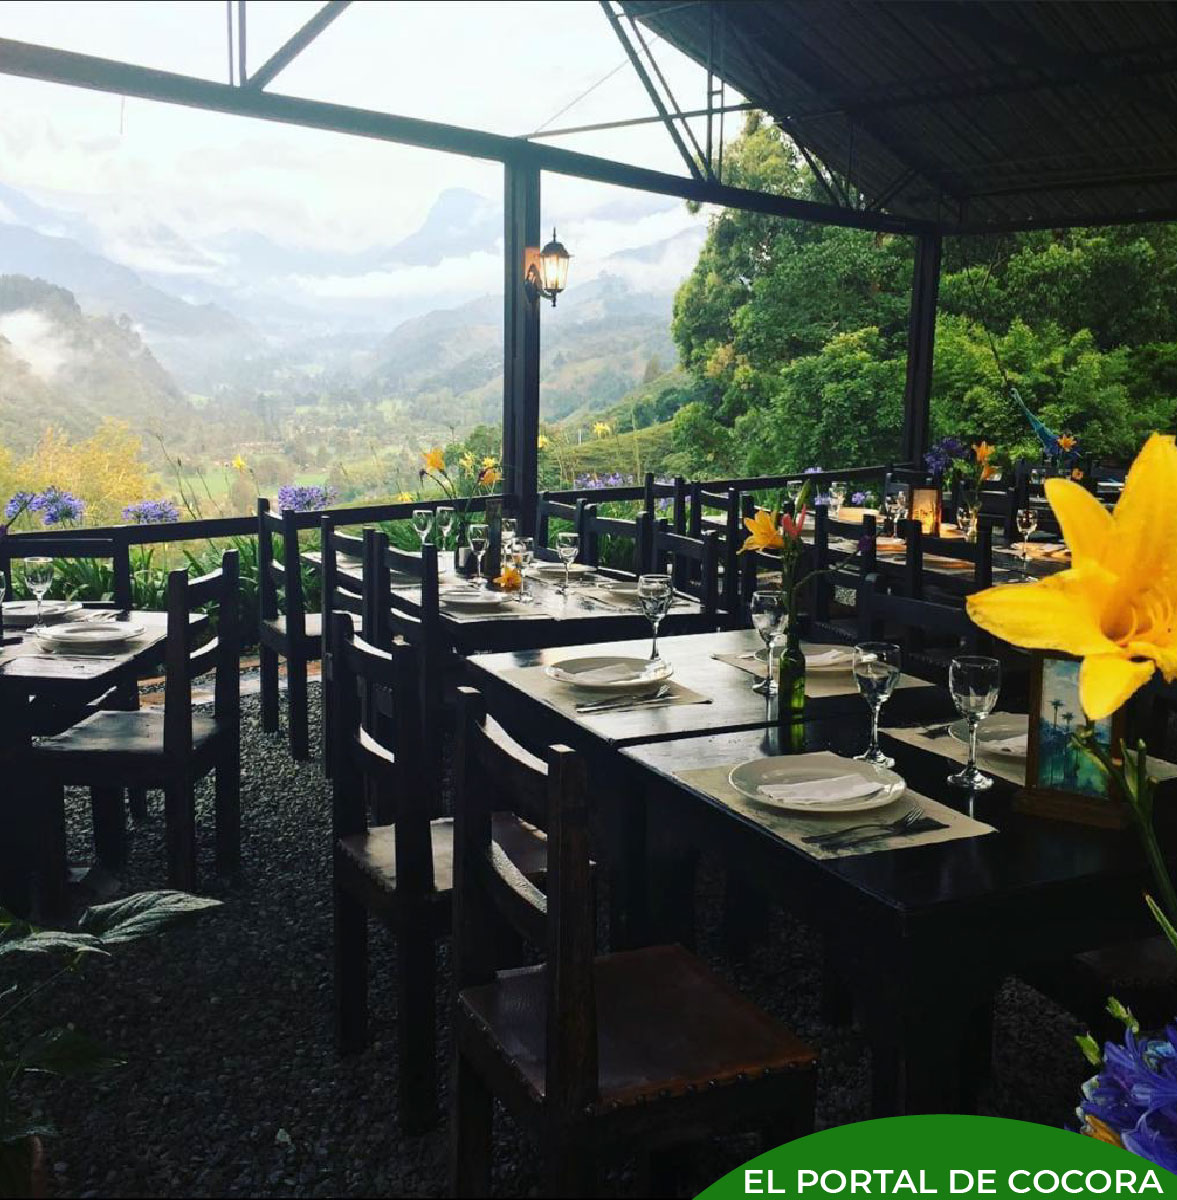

[776,584,806,732]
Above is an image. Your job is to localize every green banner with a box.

[697,1116,1176,1199]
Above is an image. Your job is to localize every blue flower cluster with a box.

[1079,1024,1177,1173]
[277,484,336,513]
[851,490,869,506]
[924,436,970,478]
[5,487,86,526]
[575,472,634,490]
[122,498,180,525]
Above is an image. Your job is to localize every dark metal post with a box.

[901,230,942,464]
[503,161,541,535]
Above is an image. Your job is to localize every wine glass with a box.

[785,479,803,514]
[411,508,433,549]
[467,523,489,587]
[638,574,673,663]
[511,537,534,602]
[1016,507,1038,578]
[500,516,518,553]
[882,491,900,534]
[852,641,902,767]
[894,491,909,523]
[434,506,455,572]
[556,531,579,595]
[749,588,787,695]
[956,501,977,539]
[828,483,846,518]
[947,656,1002,791]
[25,556,54,629]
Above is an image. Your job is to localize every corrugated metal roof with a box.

[625,0,1177,231]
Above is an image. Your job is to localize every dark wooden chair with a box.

[327,613,547,1133]
[28,551,241,901]
[808,506,877,643]
[580,504,652,576]
[651,521,721,621]
[535,494,587,562]
[899,518,994,598]
[689,483,746,615]
[450,684,817,1197]
[258,497,320,760]
[318,515,366,777]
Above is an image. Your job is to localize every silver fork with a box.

[801,806,925,845]
[576,685,672,714]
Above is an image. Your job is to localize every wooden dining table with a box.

[0,609,205,913]
[463,627,1165,1119]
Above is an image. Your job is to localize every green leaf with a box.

[0,931,106,960]
[1145,892,1177,957]
[1075,1032,1103,1067]
[1105,995,1140,1034]
[19,1027,124,1077]
[78,890,221,946]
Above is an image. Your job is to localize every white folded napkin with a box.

[988,734,1028,755]
[758,774,880,804]
[558,663,644,684]
[805,648,851,668]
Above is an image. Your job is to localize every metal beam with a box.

[901,232,942,464]
[599,1,703,181]
[525,101,755,140]
[0,37,929,235]
[245,0,350,91]
[503,164,541,530]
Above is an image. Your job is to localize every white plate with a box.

[35,620,145,650]
[533,561,592,579]
[545,655,673,695]
[597,581,639,601]
[439,590,515,612]
[750,645,854,673]
[2,600,82,628]
[949,713,1028,759]
[727,756,906,814]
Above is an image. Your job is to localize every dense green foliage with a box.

[668,114,1177,476]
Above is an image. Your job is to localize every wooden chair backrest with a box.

[453,685,596,1115]
[856,571,986,672]
[319,514,365,630]
[535,495,586,561]
[899,519,993,597]
[0,534,132,610]
[581,504,652,575]
[809,506,877,623]
[258,498,308,638]
[650,522,720,616]
[163,549,239,757]
[327,612,433,893]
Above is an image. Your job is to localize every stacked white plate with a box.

[2,600,82,628]
[34,620,145,653]
[545,655,672,697]
[728,757,906,814]
[439,590,516,613]
[532,561,593,581]
[751,645,854,673]
[949,713,1028,760]
[596,580,640,603]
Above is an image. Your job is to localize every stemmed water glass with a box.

[500,517,518,554]
[511,537,534,602]
[749,588,787,695]
[411,508,433,550]
[25,557,54,629]
[828,482,846,517]
[786,479,803,513]
[638,574,673,663]
[556,531,579,595]
[434,506,455,572]
[947,655,1002,790]
[882,491,900,533]
[1016,506,1038,578]
[956,501,977,540]
[467,523,489,587]
[852,641,902,767]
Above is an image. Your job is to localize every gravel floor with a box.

[7,685,1094,1197]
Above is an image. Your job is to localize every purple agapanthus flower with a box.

[851,491,869,506]
[1077,1023,1177,1174]
[30,486,85,526]
[277,484,336,513]
[122,498,180,525]
[4,491,34,522]
[924,436,969,478]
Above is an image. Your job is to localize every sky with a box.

[0,0,736,303]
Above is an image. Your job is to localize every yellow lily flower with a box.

[395,491,414,502]
[481,455,497,470]
[536,434,549,450]
[494,565,521,591]
[423,447,446,474]
[459,451,477,473]
[973,440,995,464]
[231,454,247,471]
[967,433,1177,720]
[478,465,501,488]
[593,421,611,438]
[740,509,784,554]
[1058,433,1078,452]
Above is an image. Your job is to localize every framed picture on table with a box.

[907,485,941,535]
[1017,651,1129,828]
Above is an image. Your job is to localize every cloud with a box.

[288,249,502,302]
[0,308,73,379]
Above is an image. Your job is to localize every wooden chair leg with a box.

[396,927,439,1134]
[333,881,368,1055]
[33,783,69,924]
[321,672,334,779]
[90,785,127,873]
[259,645,280,733]
[119,681,149,819]
[163,780,197,891]
[287,655,309,759]
[214,736,241,877]
[451,1049,493,1199]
